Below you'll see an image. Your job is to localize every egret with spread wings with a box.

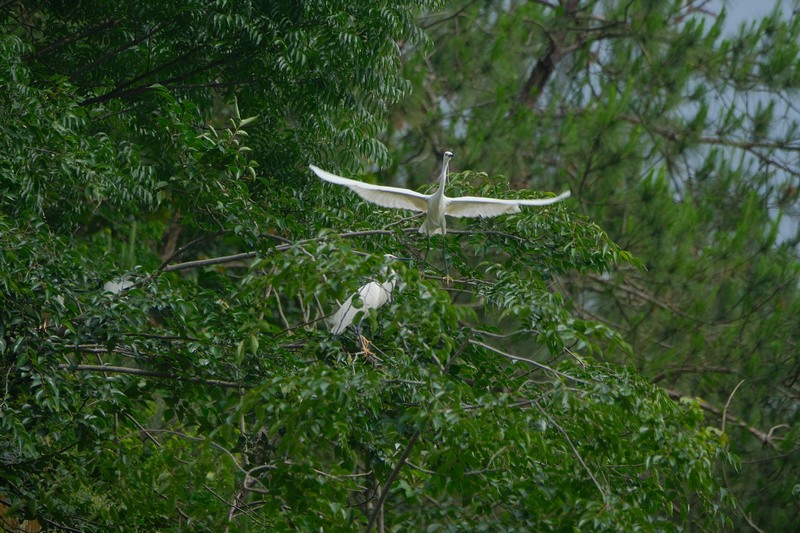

[310,151,570,274]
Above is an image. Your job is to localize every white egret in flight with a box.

[310,152,570,275]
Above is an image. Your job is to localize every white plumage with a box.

[328,277,396,335]
[309,151,571,236]
[104,279,134,294]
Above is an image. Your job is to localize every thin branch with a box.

[161,228,539,273]
[203,483,267,529]
[665,389,779,447]
[651,365,737,384]
[23,18,117,60]
[721,380,746,437]
[534,399,607,499]
[157,230,227,273]
[469,339,590,384]
[144,428,274,486]
[742,446,800,465]
[68,20,171,81]
[421,0,482,30]
[82,56,229,105]
[0,496,86,532]
[164,251,258,272]
[121,332,202,342]
[123,412,161,449]
[365,430,420,533]
[57,364,241,389]
[514,0,581,112]
[621,113,800,153]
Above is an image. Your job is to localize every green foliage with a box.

[388,0,800,530]
[0,1,742,531]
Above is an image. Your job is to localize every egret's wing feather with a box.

[515,190,571,205]
[329,294,358,335]
[446,198,521,218]
[310,165,429,212]
[446,190,571,218]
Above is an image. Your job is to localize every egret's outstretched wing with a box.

[446,190,571,218]
[310,165,429,212]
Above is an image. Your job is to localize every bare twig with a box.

[123,412,161,448]
[164,251,258,273]
[721,380,746,438]
[514,0,581,112]
[534,399,606,499]
[157,230,227,273]
[365,430,421,533]
[23,18,117,60]
[651,365,737,384]
[665,389,779,447]
[57,364,241,389]
[161,228,530,273]
[469,339,590,384]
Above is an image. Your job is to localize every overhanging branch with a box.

[58,364,242,389]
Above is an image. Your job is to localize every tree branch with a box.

[157,230,228,273]
[69,20,172,82]
[470,339,590,384]
[365,430,420,533]
[534,399,607,500]
[160,227,542,274]
[515,0,581,111]
[665,389,781,448]
[651,365,737,384]
[82,55,229,106]
[164,251,258,273]
[58,364,242,389]
[23,18,117,61]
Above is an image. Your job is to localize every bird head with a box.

[439,151,455,186]
[381,253,410,279]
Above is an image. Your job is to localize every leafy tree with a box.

[1,1,736,531]
[386,0,800,530]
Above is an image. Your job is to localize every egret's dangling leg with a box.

[441,236,449,279]
[423,236,432,266]
[421,235,450,281]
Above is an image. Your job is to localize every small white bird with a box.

[310,152,570,273]
[328,277,396,336]
[328,256,400,358]
[104,279,135,294]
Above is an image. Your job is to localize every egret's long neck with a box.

[438,158,450,192]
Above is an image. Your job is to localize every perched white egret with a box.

[310,151,570,274]
[328,255,401,358]
[328,277,396,336]
[104,279,134,294]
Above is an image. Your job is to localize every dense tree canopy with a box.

[1,0,796,531]
[386,0,800,530]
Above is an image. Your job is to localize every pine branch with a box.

[514,0,581,111]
